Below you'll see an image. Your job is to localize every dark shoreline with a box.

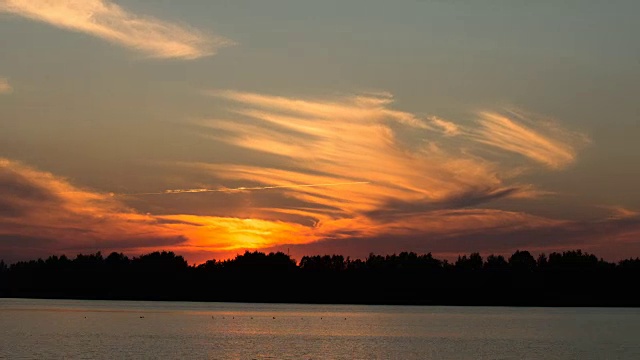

[3,296,640,308]
[2,249,640,307]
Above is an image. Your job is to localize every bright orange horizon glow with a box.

[0,91,637,264]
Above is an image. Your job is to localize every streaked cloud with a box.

[470,110,589,169]
[0,0,232,59]
[151,89,601,260]
[0,89,598,263]
[0,158,186,257]
[200,91,513,216]
[189,91,567,246]
[429,116,460,136]
[0,77,11,94]
[277,208,640,262]
[158,214,319,252]
[211,90,431,129]
[602,205,640,220]
[119,181,371,196]
[2,156,637,264]
[0,158,320,262]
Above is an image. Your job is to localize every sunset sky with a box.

[1,0,639,264]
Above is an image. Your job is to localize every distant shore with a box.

[2,249,640,307]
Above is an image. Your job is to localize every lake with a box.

[1,298,639,359]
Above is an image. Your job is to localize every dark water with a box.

[1,298,639,359]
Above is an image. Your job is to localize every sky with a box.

[1,0,639,264]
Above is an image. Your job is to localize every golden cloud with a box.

[0,91,601,262]
[0,0,232,59]
[429,116,460,136]
[199,91,537,217]
[471,110,589,169]
[0,158,314,260]
[0,77,12,94]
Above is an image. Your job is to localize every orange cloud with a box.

[0,77,11,94]
[429,116,460,136]
[0,0,232,59]
[470,110,589,169]
[155,90,607,258]
[0,158,315,262]
[0,158,184,251]
[158,215,318,251]
[198,91,530,218]
[0,91,602,263]
[211,90,431,129]
[3,156,639,263]
[601,205,640,220]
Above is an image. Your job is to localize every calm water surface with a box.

[1,298,639,359]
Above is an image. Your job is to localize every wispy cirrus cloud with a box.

[200,90,581,212]
[276,207,640,262]
[0,89,602,263]
[211,90,432,130]
[199,91,516,218]
[118,181,371,196]
[0,158,186,258]
[156,89,602,259]
[0,77,12,94]
[186,91,581,245]
[429,116,460,136]
[4,153,636,263]
[0,0,232,59]
[601,205,640,220]
[470,110,589,169]
[0,158,318,262]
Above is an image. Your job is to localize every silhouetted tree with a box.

[224,251,296,272]
[105,252,129,267]
[455,252,483,271]
[536,253,548,270]
[300,255,345,272]
[133,251,187,272]
[484,254,508,271]
[3,248,640,306]
[509,250,536,272]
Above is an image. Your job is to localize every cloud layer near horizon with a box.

[0,0,231,59]
[0,158,323,262]
[159,89,636,261]
[197,90,584,225]
[0,158,186,256]
[3,90,638,264]
[2,143,639,264]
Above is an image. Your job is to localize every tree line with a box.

[1,249,639,306]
